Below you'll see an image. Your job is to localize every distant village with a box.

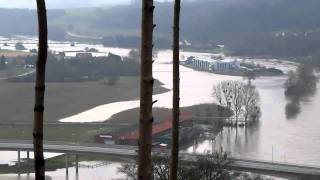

[0,42,99,69]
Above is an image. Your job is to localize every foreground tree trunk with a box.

[34,0,48,179]
[170,0,181,180]
[138,0,155,179]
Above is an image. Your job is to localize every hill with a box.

[2,0,320,58]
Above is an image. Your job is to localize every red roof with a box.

[117,112,190,140]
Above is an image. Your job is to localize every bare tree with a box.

[138,0,155,179]
[170,0,181,179]
[213,81,244,124]
[34,0,48,179]
[243,85,260,123]
[213,80,260,125]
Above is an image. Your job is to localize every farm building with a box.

[94,113,191,146]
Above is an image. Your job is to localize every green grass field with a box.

[0,76,167,123]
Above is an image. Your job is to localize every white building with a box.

[212,59,241,71]
[186,57,240,72]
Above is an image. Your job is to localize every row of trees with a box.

[14,52,139,82]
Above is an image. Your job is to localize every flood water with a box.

[188,76,320,166]
[1,36,320,179]
[1,162,124,180]
[57,47,320,166]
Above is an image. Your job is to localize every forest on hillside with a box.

[2,0,320,58]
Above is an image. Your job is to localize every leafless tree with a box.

[213,81,245,124]
[170,0,181,179]
[138,0,155,179]
[243,85,260,123]
[34,0,48,179]
[213,80,260,125]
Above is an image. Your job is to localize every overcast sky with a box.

[0,0,211,9]
[0,0,134,9]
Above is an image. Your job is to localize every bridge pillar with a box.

[75,154,79,175]
[65,154,69,179]
[17,150,21,167]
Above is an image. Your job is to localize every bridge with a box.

[0,141,319,180]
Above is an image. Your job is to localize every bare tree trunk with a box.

[34,0,48,179]
[138,0,155,179]
[170,0,181,180]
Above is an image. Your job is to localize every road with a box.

[0,141,319,179]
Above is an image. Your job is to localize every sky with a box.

[0,0,209,9]
[0,0,133,9]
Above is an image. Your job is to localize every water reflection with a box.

[189,125,260,156]
[285,100,301,119]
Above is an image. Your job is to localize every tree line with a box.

[11,52,139,82]
[5,0,320,58]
